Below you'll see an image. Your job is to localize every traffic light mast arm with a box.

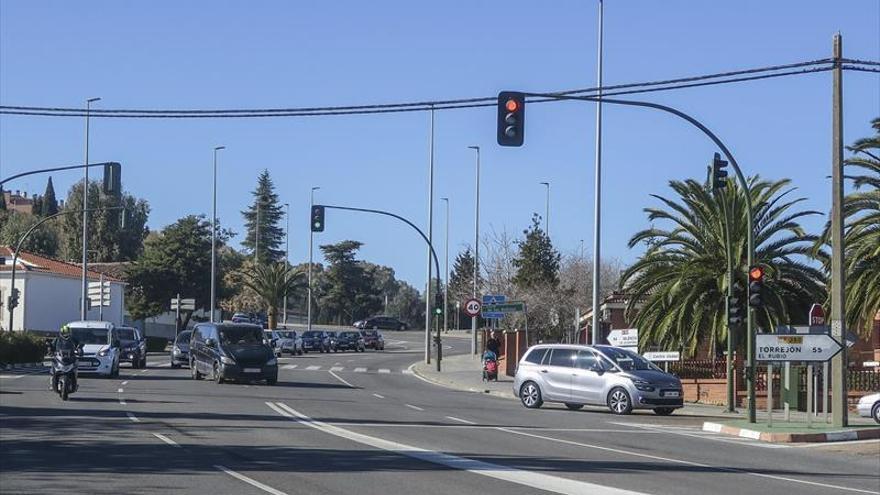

[317,204,443,308]
[6,206,124,331]
[0,162,117,188]
[521,91,757,422]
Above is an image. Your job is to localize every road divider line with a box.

[283,364,298,370]
[446,416,476,425]
[306,365,321,371]
[152,433,181,448]
[268,402,645,495]
[121,381,128,385]
[214,464,288,495]
[354,367,367,373]
[372,393,385,399]
[328,370,354,388]
[119,399,126,406]
[117,388,124,393]
[405,404,424,411]
[126,412,139,422]
[378,368,391,374]
[499,427,875,494]
[330,366,344,371]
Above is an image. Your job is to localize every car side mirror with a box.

[590,365,605,375]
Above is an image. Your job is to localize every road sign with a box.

[756,334,843,362]
[607,328,638,350]
[481,301,525,319]
[643,351,681,362]
[171,298,196,311]
[463,298,481,318]
[482,294,506,305]
[809,303,826,326]
[88,281,111,306]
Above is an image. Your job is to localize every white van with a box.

[67,321,121,377]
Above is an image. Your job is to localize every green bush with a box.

[146,336,169,353]
[0,331,47,365]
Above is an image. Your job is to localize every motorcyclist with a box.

[49,324,81,392]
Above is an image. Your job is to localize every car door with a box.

[571,350,605,404]
[541,348,576,401]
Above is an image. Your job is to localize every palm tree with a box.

[242,262,305,329]
[621,177,826,356]
[820,118,880,336]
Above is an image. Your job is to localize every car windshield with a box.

[277,331,294,339]
[176,332,191,344]
[302,331,321,338]
[597,347,659,371]
[219,326,263,346]
[70,327,109,345]
[116,329,137,341]
[340,332,359,339]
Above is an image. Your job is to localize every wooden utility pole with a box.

[830,33,848,428]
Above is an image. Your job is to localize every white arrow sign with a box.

[643,351,680,362]
[606,328,638,350]
[756,334,843,362]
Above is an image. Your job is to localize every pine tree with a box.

[241,170,285,263]
[41,177,59,216]
[448,247,479,303]
[512,214,560,289]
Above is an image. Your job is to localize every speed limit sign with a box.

[463,298,482,318]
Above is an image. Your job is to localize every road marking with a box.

[328,370,354,388]
[378,368,391,374]
[152,433,181,447]
[119,398,127,405]
[372,393,385,399]
[405,404,424,411]
[283,364,298,370]
[446,416,476,425]
[117,388,124,393]
[330,366,344,371]
[354,367,367,373]
[401,369,413,374]
[121,381,128,385]
[126,413,139,422]
[500,427,876,494]
[215,465,288,495]
[267,402,645,495]
[305,365,321,371]
[0,375,25,380]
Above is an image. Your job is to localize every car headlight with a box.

[98,348,109,357]
[220,356,235,365]
[630,378,655,392]
[266,358,277,366]
[173,345,180,353]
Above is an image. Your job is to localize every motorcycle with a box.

[50,347,81,401]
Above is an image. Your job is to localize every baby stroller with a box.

[482,350,498,382]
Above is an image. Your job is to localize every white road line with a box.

[354,367,367,373]
[119,399,127,406]
[126,412,139,422]
[378,368,391,374]
[609,422,788,449]
[268,402,644,495]
[372,393,385,399]
[446,416,476,425]
[283,364,297,370]
[152,433,181,448]
[305,365,321,371]
[401,369,413,374]
[117,388,124,393]
[405,404,424,411]
[328,370,354,388]
[500,427,876,494]
[121,381,128,385]
[330,366,344,371]
[0,375,24,380]
[215,464,288,495]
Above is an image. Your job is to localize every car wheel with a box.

[171,362,180,369]
[607,387,633,415]
[519,381,543,409]
[214,363,224,384]
[191,360,202,380]
[872,403,880,424]
[564,403,584,411]
[653,407,675,416]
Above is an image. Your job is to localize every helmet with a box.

[60,325,71,339]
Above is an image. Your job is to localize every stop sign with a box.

[809,303,826,326]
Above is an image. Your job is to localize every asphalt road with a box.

[1,331,878,495]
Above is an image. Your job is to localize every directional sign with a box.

[809,303,826,326]
[171,298,196,311]
[643,351,681,362]
[482,294,506,305]
[481,301,525,319]
[756,334,843,362]
[607,328,639,351]
[463,298,481,318]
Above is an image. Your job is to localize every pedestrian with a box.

[486,330,501,356]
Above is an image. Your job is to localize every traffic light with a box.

[7,288,20,309]
[103,162,122,196]
[497,91,525,147]
[310,205,325,232]
[434,307,442,316]
[727,284,744,327]
[748,265,764,308]
[711,153,728,190]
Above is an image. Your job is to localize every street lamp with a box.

[81,96,101,320]
[210,145,225,323]
[468,145,480,355]
[441,197,449,334]
[283,202,290,325]
[307,186,320,332]
[539,181,550,236]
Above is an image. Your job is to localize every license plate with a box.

[665,391,680,398]
[243,368,261,373]
[78,361,94,367]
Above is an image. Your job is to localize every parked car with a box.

[115,326,147,369]
[332,331,366,352]
[856,392,880,424]
[67,321,120,378]
[275,330,303,355]
[190,323,277,385]
[170,330,192,368]
[355,316,409,331]
[231,312,253,324]
[360,330,385,351]
[264,330,283,357]
[513,344,683,416]
[301,331,330,353]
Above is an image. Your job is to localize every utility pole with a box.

[98,272,104,321]
[590,0,604,345]
[468,145,481,356]
[307,186,320,332]
[441,197,449,334]
[540,181,550,236]
[81,97,100,320]
[830,33,848,427]
[210,146,224,323]
[425,106,435,364]
[283,202,290,325]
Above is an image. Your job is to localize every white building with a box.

[0,248,125,333]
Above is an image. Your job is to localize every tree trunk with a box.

[268,305,277,330]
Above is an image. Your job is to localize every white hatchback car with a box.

[68,321,120,378]
[856,392,880,424]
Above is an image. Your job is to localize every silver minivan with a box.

[513,344,684,415]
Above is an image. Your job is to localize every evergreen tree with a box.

[241,170,285,263]
[319,240,382,324]
[512,214,560,289]
[448,247,481,327]
[41,177,59,216]
[0,187,6,211]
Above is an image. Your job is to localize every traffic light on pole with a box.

[7,288,20,309]
[711,152,728,191]
[103,162,122,196]
[748,265,764,308]
[497,91,525,147]
[727,283,744,326]
[311,206,325,232]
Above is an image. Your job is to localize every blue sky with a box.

[1,1,878,289]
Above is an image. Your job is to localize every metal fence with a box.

[668,359,879,392]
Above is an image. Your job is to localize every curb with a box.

[3,362,45,371]
[703,421,880,443]
[408,360,515,401]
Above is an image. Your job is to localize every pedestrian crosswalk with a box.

[281,364,413,375]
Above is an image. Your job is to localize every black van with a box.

[189,323,278,385]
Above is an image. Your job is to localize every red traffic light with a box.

[505,99,519,112]
[748,266,764,281]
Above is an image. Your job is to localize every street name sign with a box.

[606,328,638,351]
[481,301,525,319]
[756,334,843,362]
[463,298,481,318]
[643,351,680,362]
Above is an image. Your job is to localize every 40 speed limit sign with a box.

[463,298,482,318]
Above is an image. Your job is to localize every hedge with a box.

[0,331,47,365]
[146,336,169,353]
